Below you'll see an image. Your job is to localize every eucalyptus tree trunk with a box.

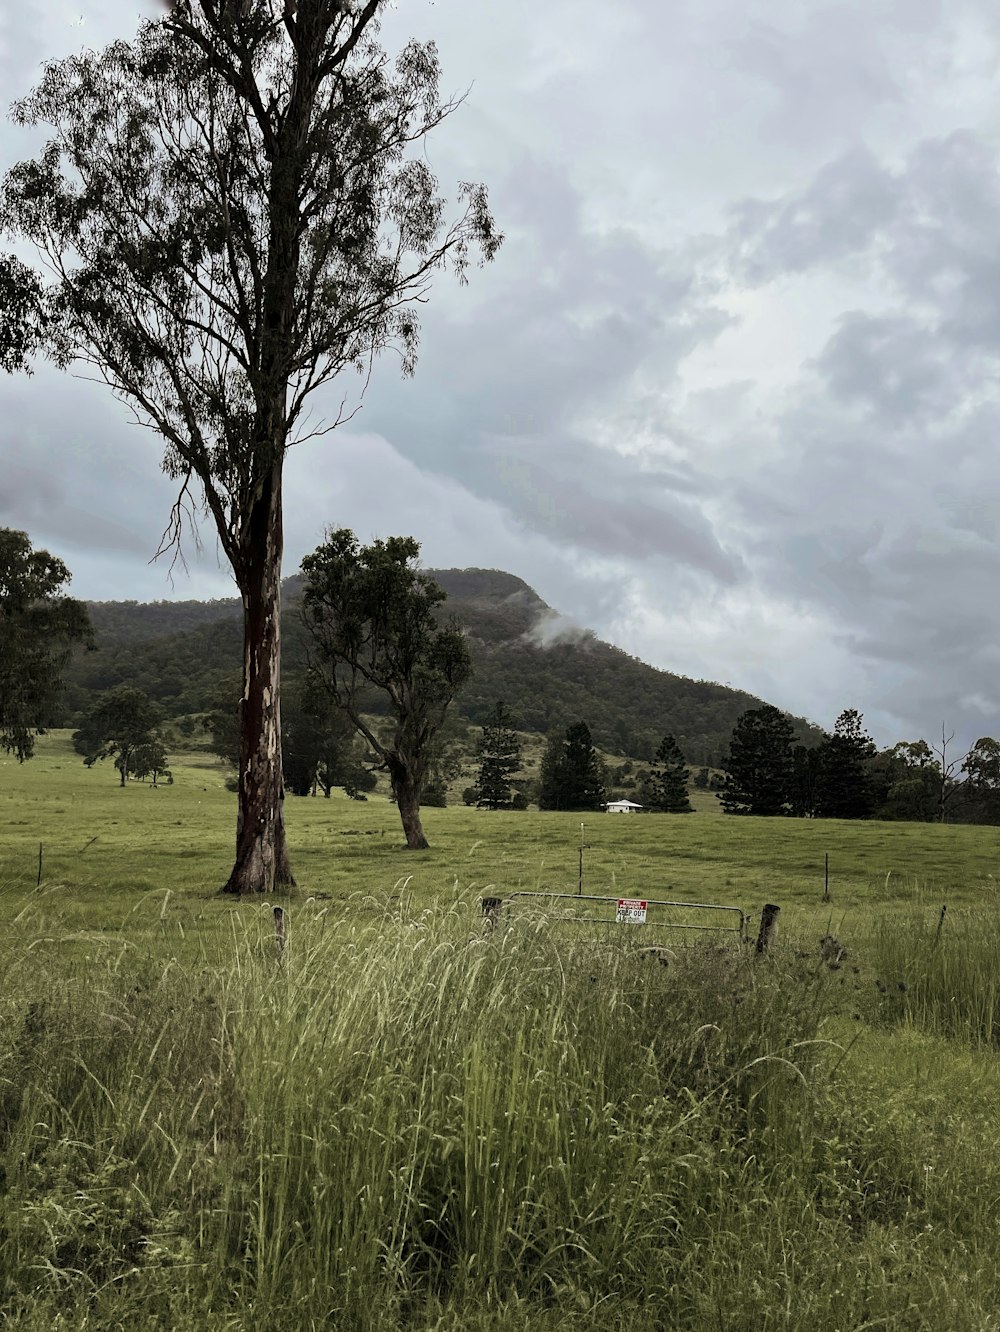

[223,459,294,894]
[388,757,429,851]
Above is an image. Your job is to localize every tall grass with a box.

[871,904,1000,1045]
[3,895,1000,1328]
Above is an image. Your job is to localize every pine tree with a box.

[789,744,822,817]
[475,702,522,809]
[719,705,795,816]
[814,709,876,819]
[538,732,565,811]
[644,734,693,812]
[538,721,605,811]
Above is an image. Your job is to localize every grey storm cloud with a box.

[732,146,903,280]
[345,153,737,579]
[732,129,1000,336]
[719,122,1000,751]
[728,10,901,146]
[812,313,962,421]
[467,435,742,581]
[2,0,999,753]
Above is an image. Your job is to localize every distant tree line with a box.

[14,521,998,830]
[717,705,1000,824]
[58,577,819,770]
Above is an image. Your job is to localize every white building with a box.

[604,799,644,814]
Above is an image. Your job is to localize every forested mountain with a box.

[61,568,822,764]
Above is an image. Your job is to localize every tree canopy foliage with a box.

[72,686,165,786]
[281,677,375,800]
[300,530,472,849]
[0,528,91,761]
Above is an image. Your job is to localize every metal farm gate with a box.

[482,891,748,945]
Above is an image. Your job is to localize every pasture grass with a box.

[2,732,997,930]
[2,733,1000,1327]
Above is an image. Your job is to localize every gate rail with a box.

[482,891,748,944]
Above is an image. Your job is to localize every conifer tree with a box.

[475,701,522,809]
[814,709,875,819]
[789,743,822,817]
[538,721,605,811]
[644,734,692,812]
[719,705,795,816]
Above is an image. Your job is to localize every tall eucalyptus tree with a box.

[0,0,499,892]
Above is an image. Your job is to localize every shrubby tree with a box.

[719,705,795,816]
[1,2,499,892]
[814,709,876,820]
[73,687,164,786]
[420,724,467,808]
[872,740,939,822]
[300,530,472,849]
[641,734,692,813]
[0,528,91,761]
[281,678,374,799]
[475,701,522,809]
[201,675,242,771]
[959,737,1000,824]
[538,721,606,812]
[130,737,172,786]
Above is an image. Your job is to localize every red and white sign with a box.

[616,898,647,924]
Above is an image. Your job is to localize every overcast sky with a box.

[2,0,999,753]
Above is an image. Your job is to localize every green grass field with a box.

[3,733,1000,1329]
[2,731,997,938]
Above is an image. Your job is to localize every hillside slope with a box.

[62,568,822,764]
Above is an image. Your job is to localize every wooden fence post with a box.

[934,903,947,947]
[273,905,286,956]
[756,903,780,955]
[36,842,43,887]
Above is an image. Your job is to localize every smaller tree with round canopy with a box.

[300,530,471,849]
[73,686,165,786]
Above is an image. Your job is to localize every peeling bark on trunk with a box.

[222,460,294,894]
[390,760,429,850]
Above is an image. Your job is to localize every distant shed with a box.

[604,799,644,814]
